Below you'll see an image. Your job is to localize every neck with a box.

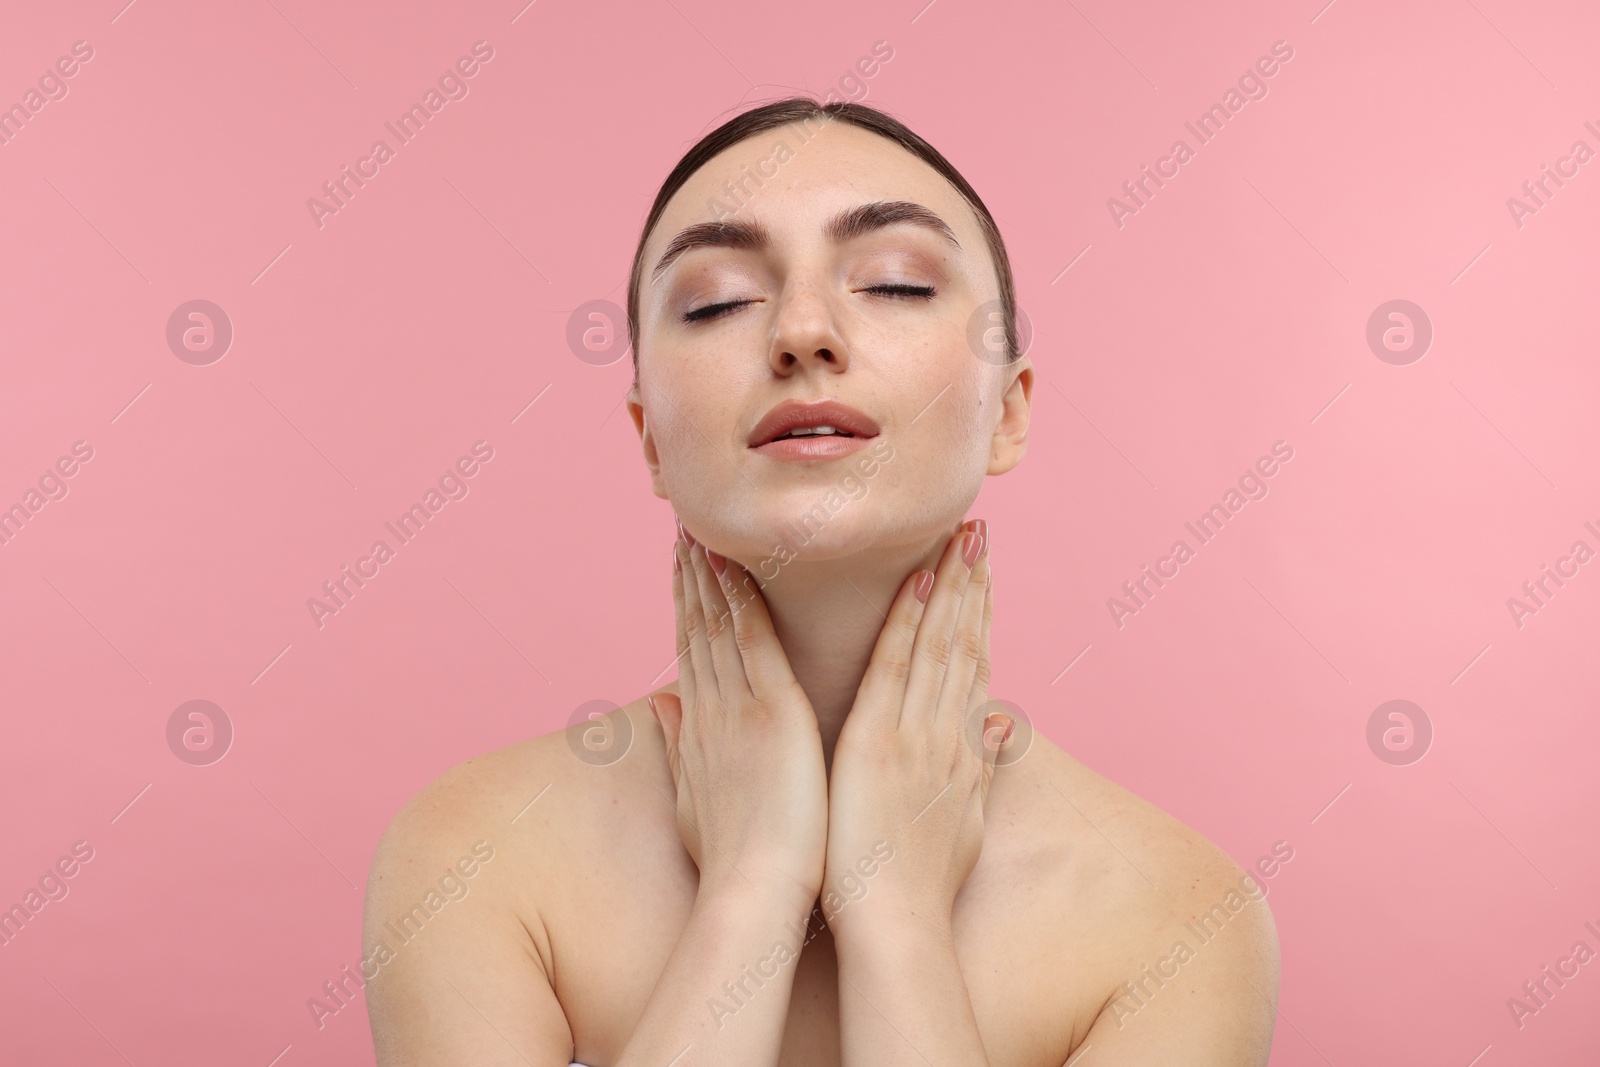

[747,525,960,769]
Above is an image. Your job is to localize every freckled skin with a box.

[364,118,1280,1067]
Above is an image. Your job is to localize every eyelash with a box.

[682,284,937,324]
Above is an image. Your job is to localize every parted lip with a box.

[747,398,882,448]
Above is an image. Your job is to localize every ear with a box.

[987,357,1033,475]
[626,380,670,500]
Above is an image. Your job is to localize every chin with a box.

[753,499,954,572]
[698,506,859,579]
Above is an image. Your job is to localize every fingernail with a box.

[913,570,934,603]
[646,694,658,721]
[962,531,981,568]
[707,549,726,577]
[672,542,681,573]
[675,516,689,545]
[1002,717,1015,744]
[983,715,1006,749]
[975,518,988,558]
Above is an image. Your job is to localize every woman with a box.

[363,97,1280,1066]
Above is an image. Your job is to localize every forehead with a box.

[646,120,983,263]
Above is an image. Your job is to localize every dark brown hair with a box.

[626,96,1019,381]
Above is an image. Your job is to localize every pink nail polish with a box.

[707,549,726,577]
[913,570,934,603]
[672,542,681,574]
[962,531,981,568]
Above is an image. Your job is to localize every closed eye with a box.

[681,284,936,324]
[682,299,754,324]
[862,284,936,299]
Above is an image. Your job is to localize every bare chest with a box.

[532,828,1104,1066]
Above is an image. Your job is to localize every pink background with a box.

[2,0,1597,1063]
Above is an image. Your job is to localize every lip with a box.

[752,434,874,462]
[747,398,882,449]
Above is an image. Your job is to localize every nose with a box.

[767,277,849,375]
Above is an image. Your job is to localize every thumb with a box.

[649,692,683,773]
[979,712,1012,804]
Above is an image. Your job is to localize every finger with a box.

[853,567,935,729]
[711,554,803,702]
[973,555,993,709]
[677,540,721,708]
[650,692,683,775]
[979,711,1011,807]
[935,521,990,733]
[671,541,697,716]
[689,543,751,695]
[902,523,981,723]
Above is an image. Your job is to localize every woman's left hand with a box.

[822,518,1011,938]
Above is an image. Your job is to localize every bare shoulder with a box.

[369,718,615,845]
[985,729,1281,1066]
[360,709,659,1065]
[365,702,663,924]
[365,727,565,919]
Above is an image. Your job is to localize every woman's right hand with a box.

[649,523,829,915]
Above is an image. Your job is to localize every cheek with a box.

[951,382,1005,477]
[648,380,741,492]
[916,374,992,454]
[655,409,717,491]
[881,377,992,511]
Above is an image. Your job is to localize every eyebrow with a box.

[650,200,961,281]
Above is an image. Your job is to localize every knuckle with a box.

[954,626,984,662]
[733,619,764,655]
[703,607,731,643]
[922,632,954,670]
[877,649,913,682]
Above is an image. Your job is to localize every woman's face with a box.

[626,119,1032,570]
